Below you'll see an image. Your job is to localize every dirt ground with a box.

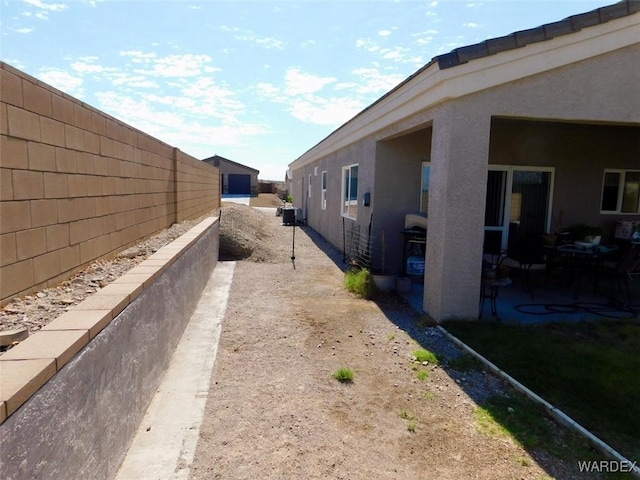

[190,199,598,480]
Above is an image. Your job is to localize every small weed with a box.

[344,268,375,299]
[416,369,429,381]
[412,348,439,364]
[387,332,395,341]
[407,421,417,433]
[516,456,531,467]
[398,409,415,420]
[332,367,354,383]
[423,390,436,400]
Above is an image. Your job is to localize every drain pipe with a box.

[438,326,640,479]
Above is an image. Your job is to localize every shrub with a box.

[344,268,375,299]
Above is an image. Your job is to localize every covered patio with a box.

[402,265,640,324]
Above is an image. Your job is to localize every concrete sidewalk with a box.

[115,262,235,480]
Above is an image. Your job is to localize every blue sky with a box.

[2,0,612,181]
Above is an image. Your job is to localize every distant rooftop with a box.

[202,154,260,174]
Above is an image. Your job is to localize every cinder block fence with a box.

[0,62,223,479]
[0,61,220,305]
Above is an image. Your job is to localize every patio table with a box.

[544,244,618,298]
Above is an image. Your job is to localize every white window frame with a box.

[600,169,640,215]
[308,174,312,198]
[321,170,327,210]
[341,164,358,219]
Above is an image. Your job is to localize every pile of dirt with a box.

[218,203,283,263]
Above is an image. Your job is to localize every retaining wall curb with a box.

[0,216,220,480]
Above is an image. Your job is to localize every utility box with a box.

[282,208,296,226]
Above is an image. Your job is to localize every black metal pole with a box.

[291,217,296,265]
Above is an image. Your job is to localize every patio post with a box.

[424,104,491,321]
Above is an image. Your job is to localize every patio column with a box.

[424,105,491,321]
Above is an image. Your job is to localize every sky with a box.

[1,0,614,181]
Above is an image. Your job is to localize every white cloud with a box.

[284,68,336,96]
[429,1,438,6]
[254,82,287,102]
[221,25,284,49]
[289,95,364,126]
[38,68,83,96]
[70,61,117,74]
[119,51,158,63]
[23,0,67,12]
[343,68,406,95]
[94,91,267,157]
[355,38,380,53]
[463,22,479,28]
[130,53,214,78]
[379,30,392,37]
[15,27,34,33]
[414,30,438,46]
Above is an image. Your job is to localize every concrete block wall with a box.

[0,62,220,305]
[0,217,219,479]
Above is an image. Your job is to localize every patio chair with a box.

[497,235,548,300]
[591,243,640,305]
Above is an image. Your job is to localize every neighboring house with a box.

[287,1,640,322]
[203,154,260,196]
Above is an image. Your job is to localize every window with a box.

[342,164,358,219]
[421,163,430,214]
[601,170,640,214]
[308,174,312,197]
[321,171,327,210]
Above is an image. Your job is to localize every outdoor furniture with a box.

[479,277,512,321]
[492,235,547,300]
[590,243,640,305]
[544,243,618,299]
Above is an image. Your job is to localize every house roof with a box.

[435,0,638,70]
[289,0,639,169]
[202,154,260,174]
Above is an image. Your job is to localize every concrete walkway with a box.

[115,262,235,480]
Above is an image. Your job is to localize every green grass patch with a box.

[445,319,640,462]
[344,268,375,299]
[475,394,605,466]
[416,369,429,381]
[412,348,439,364]
[332,367,354,383]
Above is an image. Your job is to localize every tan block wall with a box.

[0,62,220,305]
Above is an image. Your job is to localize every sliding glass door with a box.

[484,166,554,253]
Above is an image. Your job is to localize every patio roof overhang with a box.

[289,7,639,171]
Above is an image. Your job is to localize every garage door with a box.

[228,174,251,194]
